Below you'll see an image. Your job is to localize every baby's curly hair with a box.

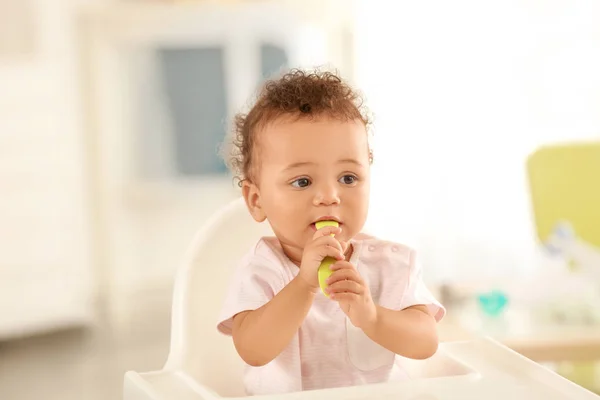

[224,68,372,186]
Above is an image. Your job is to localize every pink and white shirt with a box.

[217,233,445,395]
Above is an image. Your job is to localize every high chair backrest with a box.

[164,197,273,397]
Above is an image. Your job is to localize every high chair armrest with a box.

[124,370,222,400]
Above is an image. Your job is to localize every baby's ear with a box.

[242,180,267,222]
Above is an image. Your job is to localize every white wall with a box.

[355,0,600,284]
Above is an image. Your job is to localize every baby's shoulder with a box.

[236,236,293,276]
[250,236,284,260]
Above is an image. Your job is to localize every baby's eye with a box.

[339,175,357,185]
[291,177,311,188]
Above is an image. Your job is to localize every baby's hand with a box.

[326,261,377,329]
[298,227,345,291]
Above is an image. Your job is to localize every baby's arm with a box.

[231,226,344,367]
[326,249,442,360]
[362,305,439,359]
[231,276,315,367]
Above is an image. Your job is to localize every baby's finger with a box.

[313,235,344,254]
[316,242,345,261]
[312,226,342,240]
[328,260,357,272]
[326,268,361,285]
[327,279,364,295]
[330,292,359,302]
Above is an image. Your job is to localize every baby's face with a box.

[245,117,370,262]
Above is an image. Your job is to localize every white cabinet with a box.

[0,0,95,339]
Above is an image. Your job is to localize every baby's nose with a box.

[313,184,340,206]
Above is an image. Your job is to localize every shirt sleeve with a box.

[397,250,446,322]
[216,255,285,335]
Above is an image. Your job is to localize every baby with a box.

[217,69,445,395]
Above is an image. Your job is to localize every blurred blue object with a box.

[478,290,508,317]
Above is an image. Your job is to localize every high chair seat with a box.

[123,197,600,400]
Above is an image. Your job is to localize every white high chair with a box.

[123,197,600,400]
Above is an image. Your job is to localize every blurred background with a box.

[0,0,599,398]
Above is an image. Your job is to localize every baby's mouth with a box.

[310,222,343,231]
